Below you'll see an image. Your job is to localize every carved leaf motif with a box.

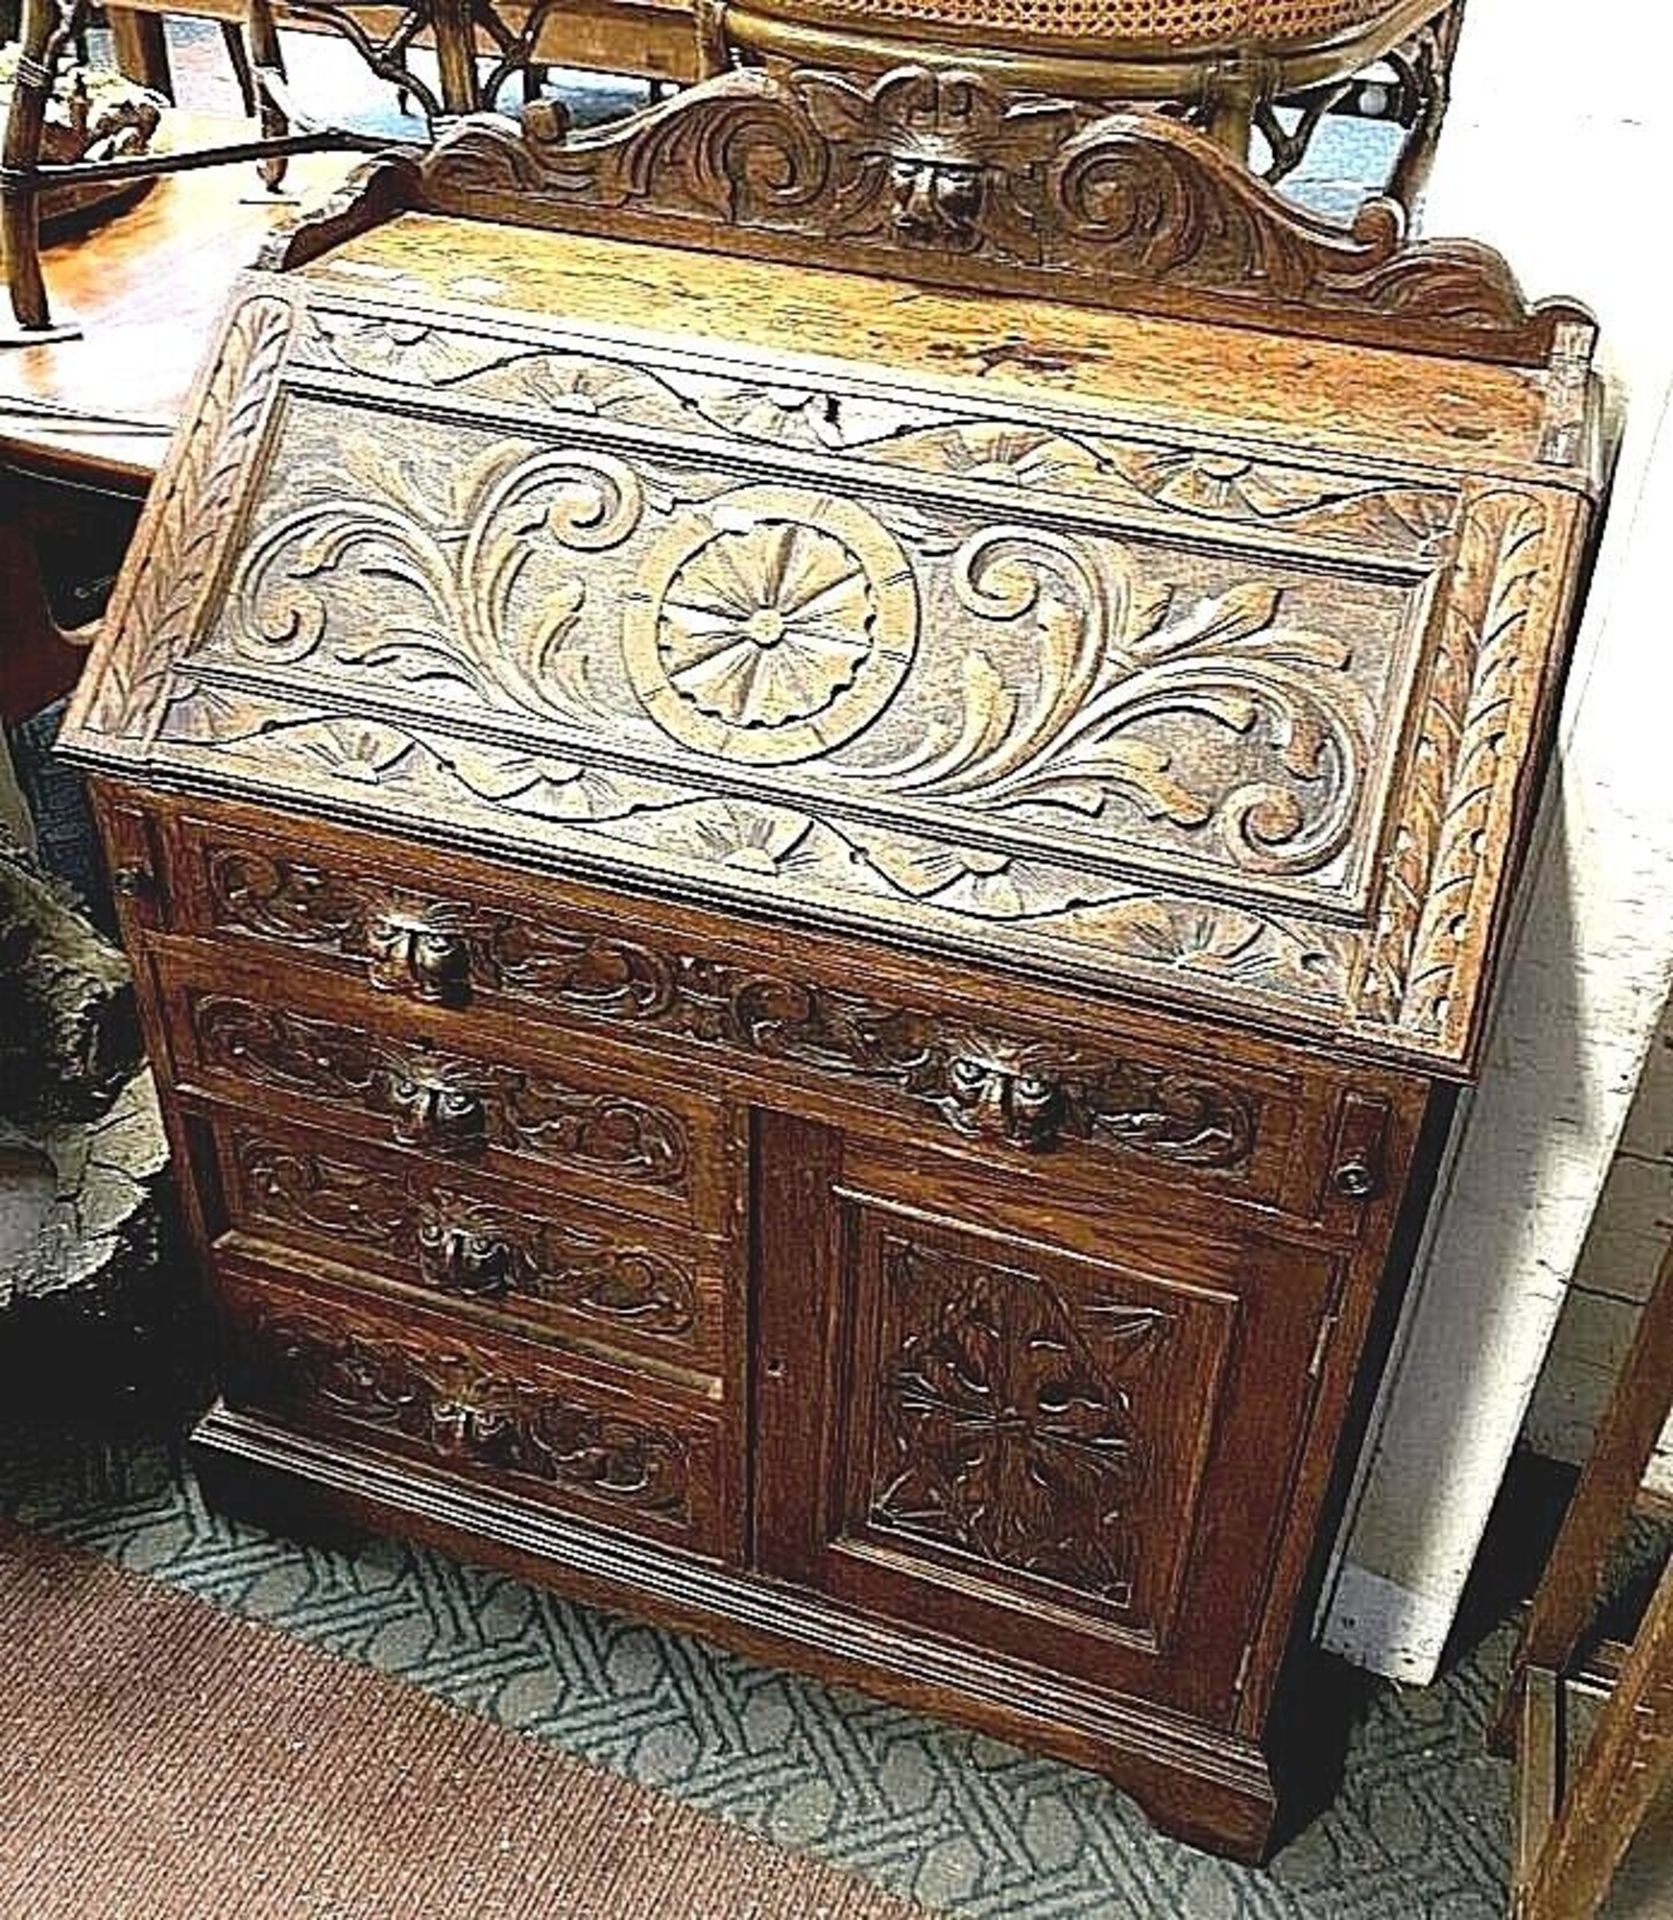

[209,848,369,947]
[199,848,1258,1170]
[854,530,1367,876]
[870,1236,1174,1610]
[1402,499,1546,1036]
[404,67,1581,361]
[82,294,294,741]
[876,425,1458,555]
[440,744,639,823]
[311,312,544,389]
[243,1142,412,1242]
[1094,443,1457,549]
[1049,119,1543,340]
[299,315,1459,558]
[170,683,1351,1011]
[237,1138,699,1337]
[224,443,645,724]
[200,348,1391,891]
[1360,488,1548,1037]
[234,1294,692,1518]
[195,994,691,1189]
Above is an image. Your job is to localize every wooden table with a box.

[103,0,699,99]
[1,118,359,722]
[1,117,360,489]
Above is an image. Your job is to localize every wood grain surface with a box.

[0,115,357,486]
[54,67,1601,1863]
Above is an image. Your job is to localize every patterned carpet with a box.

[0,1421,1515,1919]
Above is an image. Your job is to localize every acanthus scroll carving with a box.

[194,993,691,1189]
[199,851,1258,1171]
[845,537,1371,880]
[209,422,1379,891]
[231,1292,692,1519]
[406,65,1587,361]
[223,440,645,729]
[236,1136,699,1337]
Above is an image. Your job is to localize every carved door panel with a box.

[753,1116,1342,1722]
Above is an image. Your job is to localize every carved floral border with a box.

[58,268,1587,1073]
[64,288,297,753]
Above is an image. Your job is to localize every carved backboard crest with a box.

[272,63,1594,370]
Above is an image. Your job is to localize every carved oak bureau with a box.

[58,67,1604,1860]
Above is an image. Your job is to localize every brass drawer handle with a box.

[111,862,153,899]
[366,910,471,1004]
[418,1215,514,1298]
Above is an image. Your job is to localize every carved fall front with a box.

[194,383,1401,908]
[110,304,1516,1056]
[57,249,1586,1070]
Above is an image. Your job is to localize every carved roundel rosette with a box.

[622,486,919,765]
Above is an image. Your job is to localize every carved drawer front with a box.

[756,1119,1343,1720]
[159,808,1392,1233]
[216,1266,738,1561]
[204,1114,732,1389]
[152,942,735,1233]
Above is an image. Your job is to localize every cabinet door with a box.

[753,1115,1345,1724]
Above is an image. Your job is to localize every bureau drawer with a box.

[149,939,737,1233]
[215,1264,740,1562]
[200,1112,734,1390]
[152,802,1403,1236]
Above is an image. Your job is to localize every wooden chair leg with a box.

[106,6,173,101]
[1516,1554,1673,1920]
[693,0,730,81]
[430,0,481,115]
[243,0,291,193]
[220,16,259,117]
[1494,1234,1673,1751]
[1201,61,1259,169]
[2,0,82,337]
[1389,0,1466,213]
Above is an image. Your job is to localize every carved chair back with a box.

[696,0,1466,207]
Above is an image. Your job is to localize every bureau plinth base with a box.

[190,1399,1284,1864]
